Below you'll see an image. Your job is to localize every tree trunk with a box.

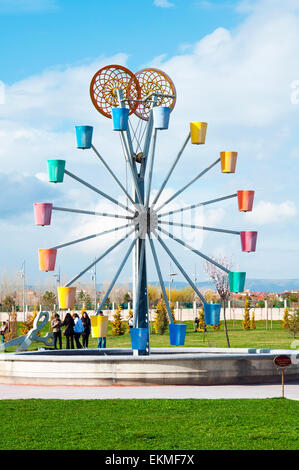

[222,299,230,348]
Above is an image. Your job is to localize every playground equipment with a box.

[34,64,258,354]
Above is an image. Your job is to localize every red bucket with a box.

[237,191,254,212]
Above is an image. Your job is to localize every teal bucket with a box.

[47,160,65,183]
[229,271,246,293]
[169,324,187,346]
[130,328,148,350]
[112,107,129,131]
[75,126,93,149]
[152,106,171,130]
[204,304,221,326]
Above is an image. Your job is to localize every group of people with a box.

[51,311,100,350]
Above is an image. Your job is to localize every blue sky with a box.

[1,0,299,289]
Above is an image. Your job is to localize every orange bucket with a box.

[237,190,255,212]
[38,249,57,271]
[220,151,238,173]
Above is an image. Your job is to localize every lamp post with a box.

[169,262,178,305]
[20,261,26,321]
[90,259,97,313]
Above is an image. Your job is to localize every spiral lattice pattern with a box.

[131,68,177,121]
[90,65,141,118]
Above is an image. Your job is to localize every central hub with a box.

[134,206,158,239]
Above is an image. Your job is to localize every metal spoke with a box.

[153,230,207,305]
[50,223,134,250]
[158,193,238,218]
[119,131,143,205]
[158,220,240,235]
[133,238,146,328]
[155,157,221,213]
[64,169,135,214]
[157,226,230,274]
[145,128,158,207]
[52,206,134,220]
[91,144,139,209]
[64,227,135,287]
[151,132,191,208]
[147,234,174,324]
[96,237,137,314]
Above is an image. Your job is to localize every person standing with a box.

[62,312,75,349]
[97,310,107,348]
[73,313,84,349]
[81,311,91,349]
[0,322,8,343]
[51,313,62,349]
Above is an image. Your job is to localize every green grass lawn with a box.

[0,398,298,450]
[4,319,296,352]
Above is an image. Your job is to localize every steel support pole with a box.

[155,157,221,213]
[153,230,207,305]
[52,206,133,220]
[157,226,231,273]
[64,169,135,214]
[148,235,173,324]
[96,237,137,314]
[64,228,135,287]
[158,193,238,218]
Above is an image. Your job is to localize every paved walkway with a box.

[0,382,298,400]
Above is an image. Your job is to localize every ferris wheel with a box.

[34,65,258,354]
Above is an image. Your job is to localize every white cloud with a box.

[153,0,174,8]
[244,200,297,225]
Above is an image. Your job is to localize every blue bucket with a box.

[169,324,187,346]
[112,107,129,131]
[204,304,221,326]
[130,328,148,350]
[75,126,93,149]
[152,106,171,130]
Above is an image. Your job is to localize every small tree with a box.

[41,290,57,310]
[242,296,251,330]
[2,295,15,313]
[170,302,176,324]
[204,256,232,348]
[111,305,125,336]
[282,307,289,330]
[250,311,256,330]
[197,308,205,332]
[286,309,299,338]
[153,299,169,335]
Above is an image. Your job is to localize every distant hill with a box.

[96,279,299,293]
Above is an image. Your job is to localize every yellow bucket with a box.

[57,286,76,309]
[190,122,208,144]
[220,151,238,173]
[91,315,108,338]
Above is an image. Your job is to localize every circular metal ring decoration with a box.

[90,64,141,119]
[131,68,177,121]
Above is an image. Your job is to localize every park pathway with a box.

[0,382,298,400]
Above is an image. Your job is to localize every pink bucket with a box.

[34,203,53,226]
[240,231,258,252]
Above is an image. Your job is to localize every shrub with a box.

[242,296,251,330]
[153,299,169,335]
[111,305,125,336]
[282,307,289,330]
[250,311,256,330]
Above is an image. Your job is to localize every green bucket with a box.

[229,271,246,293]
[47,160,66,183]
